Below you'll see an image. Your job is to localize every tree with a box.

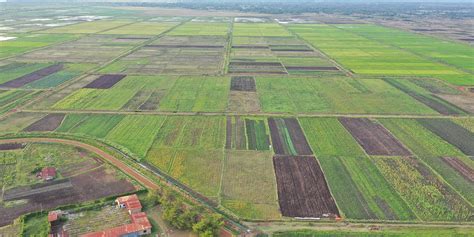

[192,214,224,237]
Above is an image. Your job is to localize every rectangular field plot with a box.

[372,156,472,221]
[0,89,41,115]
[226,116,270,151]
[23,114,65,132]
[158,76,230,112]
[52,75,176,111]
[106,115,166,158]
[268,117,312,156]
[0,64,63,88]
[0,112,47,134]
[40,20,132,34]
[100,21,178,35]
[100,35,226,75]
[273,155,339,218]
[288,24,473,86]
[341,24,474,73]
[0,34,78,59]
[230,76,256,91]
[417,119,474,156]
[300,118,415,220]
[167,22,229,36]
[233,23,291,37]
[339,118,411,156]
[380,118,474,204]
[383,78,467,115]
[256,77,436,115]
[17,35,146,64]
[229,35,341,76]
[56,114,125,138]
[221,150,280,219]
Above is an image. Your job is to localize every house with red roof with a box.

[80,194,152,237]
[38,167,56,181]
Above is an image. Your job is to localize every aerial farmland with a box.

[0,1,473,236]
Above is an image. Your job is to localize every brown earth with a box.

[436,94,474,113]
[84,74,127,89]
[442,157,474,183]
[339,117,412,156]
[230,76,256,92]
[23,114,65,132]
[0,64,63,88]
[273,155,339,218]
[0,143,25,150]
[227,91,261,113]
[268,118,285,155]
[145,45,224,49]
[284,118,313,156]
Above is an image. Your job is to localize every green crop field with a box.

[0,34,78,59]
[101,22,178,35]
[167,22,229,36]
[41,20,133,34]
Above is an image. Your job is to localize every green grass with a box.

[41,20,133,34]
[372,156,472,221]
[221,150,280,220]
[167,22,229,36]
[56,114,125,138]
[0,34,78,59]
[159,76,230,112]
[273,227,474,237]
[101,21,178,35]
[300,117,415,220]
[256,76,436,114]
[287,24,473,85]
[53,75,176,111]
[233,23,292,37]
[106,115,166,158]
[379,118,474,204]
[245,118,270,151]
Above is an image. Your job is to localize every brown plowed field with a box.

[144,45,224,49]
[23,114,65,132]
[268,118,285,155]
[273,155,339,218]
[230,76,256,92]
[442,157,474,183]
[0,143,25,150]
[84,74,127,89]
[0,64,63,88]
[0,166,136,227]
[284,118,313,155]
[285,66,339,71]
[339,117,412,156]
[232,45,269,49]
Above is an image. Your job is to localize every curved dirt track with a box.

[0,138,159,190]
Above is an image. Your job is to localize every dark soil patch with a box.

[418,119,474,156]
[286,66,339,71]
[23,114,65,132]
[232,45,269,49]
[0,64,63,88]
[273,155,339,218]
[230,76,256,92]
[230,62,283,66]
[116,37,151,40]
[144,45,224,49]
[268,118,285,155]
[339,117,412,156]
[138,91,162,110]
[0,166,136,227]
[84,74,126,89]
[442,157,474,183]
[284,118,313,156]
[459,38,474,42]
[0,143,26,150]
[226,116,232,149]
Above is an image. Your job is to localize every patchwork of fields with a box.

[0,6,473,229]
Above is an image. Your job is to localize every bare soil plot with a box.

[227,91,261,113]
[285,66,339,71]
[83,74,126,89]
[442,157,474,183]
[0,143,25,150]
[339,118,411,156]
[23,114,65,132]
[226,116,247,150]
[268,117,313,156]
[228,62,287,74]
[273,155,339,218]
[418,119,474,156]
[0,166,136,227]
[436,94,474,113]
[230,76,256,92]
[0,64,63,88]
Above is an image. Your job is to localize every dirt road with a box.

[0,138,159,190]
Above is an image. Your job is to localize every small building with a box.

[39,167,57,181]
[81,195,152,237]
[115,194,142,214]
